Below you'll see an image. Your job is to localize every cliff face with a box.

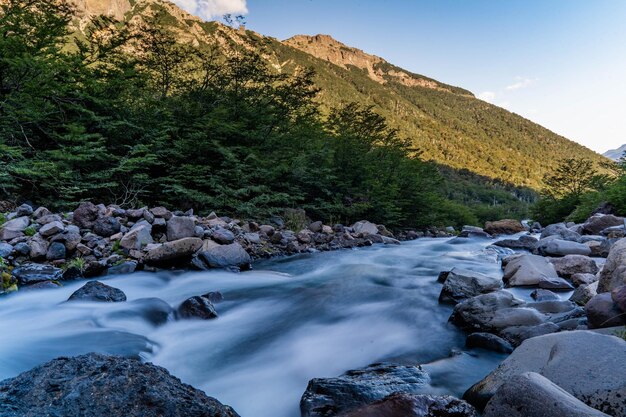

[71,0,131,20]
[284,34,456,93]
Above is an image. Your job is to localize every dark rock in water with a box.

[72,201,99,229]
[106,261,138,276]
[530,288,559,301]
[438,268,501,305]
[12,264,62,285]
[106,298,172,326]
[0,353,239,417]
[585,293,626,328]
[68,281,127,302]
[537,277,574,291]
[46,241,66,261]
[300,363,430,417]
[493,235,538,251]
[203,291,224,303]
[20,280,62,291]
[483,372,610,417]
[343,393,477,417]
[177,295,218,320]
[466,332,513,354]
[62,266,83,280]
[93,216,121,237]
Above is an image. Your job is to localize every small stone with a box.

[39,221,64,237]
[93,217,121,237]
[46,242,66,261]
[177,296,218,320]
[15,204,33,217]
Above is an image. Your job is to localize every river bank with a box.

[1,204,626,416]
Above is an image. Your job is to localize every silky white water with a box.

[0,237,513,416]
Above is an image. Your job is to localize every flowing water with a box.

[0,236,514,416]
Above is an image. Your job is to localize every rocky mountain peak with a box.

[71,0,131,20]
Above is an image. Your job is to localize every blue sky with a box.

[173,0,626,153]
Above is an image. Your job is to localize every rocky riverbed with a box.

[1,205,626,416]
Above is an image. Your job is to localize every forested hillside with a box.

[0,0,605,228]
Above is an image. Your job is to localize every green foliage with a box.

[23,226,36,237]
[0,213,6,226]
[63,257,86,273]
[0,1,532,229]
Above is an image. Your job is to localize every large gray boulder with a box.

[502,254,558,287]
[535,238,592,257]
[483,372,610,417]
[166,216,196,241]
[450,291,546,333]
[196,243,251,270]
[0,216,29,240]
[464,331,626,416]
[300,363,430,417]
[583,214,624,235]
[598,238,626,293]
[540,223,580,241]
[343,393,477,417]
[439,268,501,304]
[120,224,153,250]
[0,353,239,417]
[145,238,203,264]
[549,255,598,278]
[352,220,379,236]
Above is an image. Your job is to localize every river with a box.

[0,236,514,416]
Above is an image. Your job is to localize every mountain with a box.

[604,145,626,161]
[70,0,607,189]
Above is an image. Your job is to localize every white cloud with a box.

[171,0,248,20]
[505,76,535,91]
[478,91,496,102]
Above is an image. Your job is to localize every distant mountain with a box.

[70,0,608,189]
[604,145,626,161]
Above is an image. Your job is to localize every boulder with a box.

[12,242,29,256]
[493,235,537,251]
[166,216,196,241]
[0,242,12,257]
[343,393,477,417]
[46,241,66,261]
[530,288,559,301]
[308,221,323,233]
[35,214,61,225]
[150,206,172,220]
[352,220,379,236]
[32,206,50,219]
[585,293,626,328]
[450,291,546,333]
[612,285,626,312]
[540,223,581,241]
[300,363,430,417]
[548,255,598,278]
[571,272,598,287]
[535,239,592,257]
[0,353,239,417]
[119,224,153,251]
[145,238,203,265]
[106,261,138,276]
[68,281,126,302]
[582,214,624,235]
[438,268,501,304]
[211,228,235,244]
[483,372,610,417]
[499,322,560,346]
[196,243,251,270]
[597,238,626,293]
[464,330,626,415]
[466,332,513,353]
[15,203,33,217]
[537,277,575,291]
[570,281,598,305]
[177,295,218,320]
[93,217,121,237]
[0,216,29,240]
[484,219,525,235]
[12,264,62,285]
[502,254,558,287]
[28,234,49,260]
[72,202,99,229]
